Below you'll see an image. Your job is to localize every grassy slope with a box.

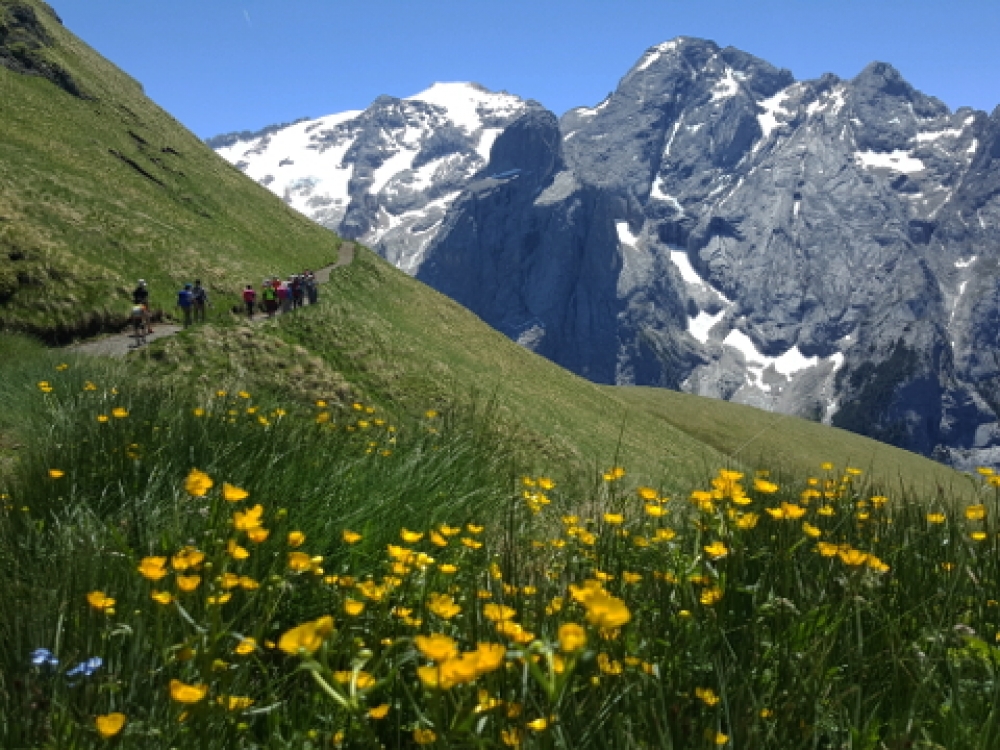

[145,248,973,497]
[0,0,343,340]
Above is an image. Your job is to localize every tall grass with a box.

[3,341,1000,749]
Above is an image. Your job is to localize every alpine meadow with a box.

[4,2,1000,749]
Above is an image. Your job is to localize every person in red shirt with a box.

[242,284,257,320]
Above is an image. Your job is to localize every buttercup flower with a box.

[95,713,126,739]
[169,679,208,704]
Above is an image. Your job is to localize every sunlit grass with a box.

[3,355,1000,749]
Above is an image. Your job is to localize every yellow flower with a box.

[368,703,390,719]
[713,731,729,745]
[96,414,110,423]
[138,556,168,581]
[151,590,174,605]
[971,531,988,542]
[218,695,254,711]
[238,390,250,399]
[227,539,250,560]
[461,537,483,549]
[111,407,128,419]
[288,551,312,572]
[429,530,448,547]
[501,728,522,746]
[343,530,362,544]
[965,504,987,521]
[735,512,759,530]
[287,531,306,547]
[867,555,891,573]
[538,477,556,490]
[584,593,631,630]
[820,462,834,471]
[637,486,659,501]
[176,575,201,592]
[239,576,259,590]
[233,504,264,532]
[219,573,240,590]
[817,505,835,517]
[526,717,548,732]
[753,478,779,493]
[654,527,678,542]
[48,469,65,479]
[699,587,723,606]
[83,381,97,391]
[467,523,484,534]
[484,603,517,622]
[558,623,587,653]
[278,615,335,655]
[695,687,720,706]
[927,512,946,524]
[427,592,462,619]
[86,591,115,611]
[246,527,269,544]
[184,468,213,498]
[802,522,822,538]
[438,563,458,574]
[222,483,249,502]
[207,593,232,606]
[234,637,256,656]
[171,547,205,571]
[344,598,365,616]
[703,541,728,560]
[95,712,126,738]
[413,728,437,745]
[401,528,424,543]
[838,548,868,567]
[597,652,622,675]
[817,541,838,557]
[439,524,461,537]
[415,633,458,662]
[603,513,624,525]
[334,670,375,689]
[169,679,208,704]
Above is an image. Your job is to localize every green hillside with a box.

[142,247,973,498]
[0,0,343,341]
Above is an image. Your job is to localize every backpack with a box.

[192,286,207,303]
[263,287,276,302]
[178,289,192,308]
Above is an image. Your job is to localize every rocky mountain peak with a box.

[213,42,1000,469]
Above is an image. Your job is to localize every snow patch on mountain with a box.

[855,149,925,173]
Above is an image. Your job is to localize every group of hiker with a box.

[240,272,319,320]
[128,271,321,342]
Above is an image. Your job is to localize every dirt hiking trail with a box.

[68,242,355,358]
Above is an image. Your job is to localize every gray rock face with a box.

[412,38,1000,467]
[213,38,1000,467]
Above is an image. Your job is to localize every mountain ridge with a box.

[212,36,1000,469]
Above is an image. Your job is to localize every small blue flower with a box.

[65,656,103,678]
[30,648,59,669]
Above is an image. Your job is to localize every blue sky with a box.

[49,0,1000,139]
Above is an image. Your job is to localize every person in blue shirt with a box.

[177,283,194,327]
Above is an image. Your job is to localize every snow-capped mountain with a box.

[211,39,1000,468]
[209,82,532,272]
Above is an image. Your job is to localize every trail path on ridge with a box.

[68,242,355,359]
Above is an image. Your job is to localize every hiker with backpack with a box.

[132,279,154,333]
[177,283,194,328]
[262,281,278,318]
[242,284,257,320]
[192,279,209,323]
